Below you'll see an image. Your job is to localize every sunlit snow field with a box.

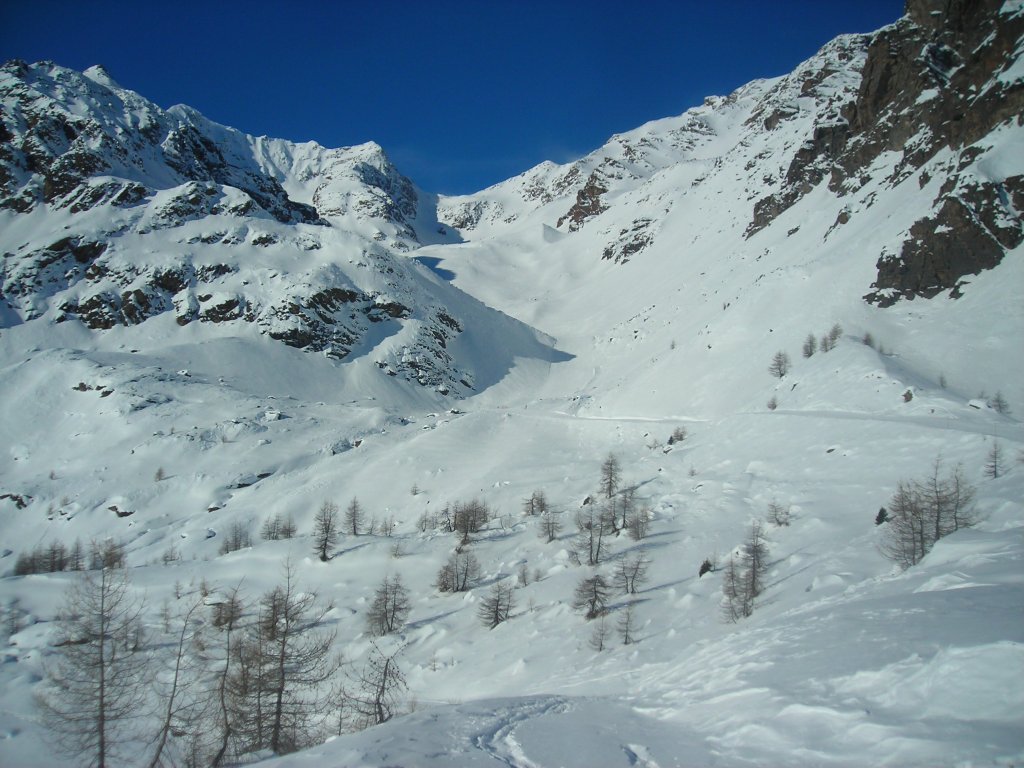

[2,28,1023,768]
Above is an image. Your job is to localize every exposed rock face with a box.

[0,62,319,224]
[856,0,1024,304]
[866,169,1024,304]
[740,0,1023,303]
[602,218,655,264]
[557,171,609,231]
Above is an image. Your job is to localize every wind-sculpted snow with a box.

[261,696,714,767]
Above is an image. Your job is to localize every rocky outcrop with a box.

[557,171,609,231]
[856,0,1024,303]
[602,218,656,264]
[742,1,1023,303]
[865,175,1024,305]
[0,61,321,224]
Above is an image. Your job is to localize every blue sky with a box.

[1,1,903,194]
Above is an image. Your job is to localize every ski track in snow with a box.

[472,697,569,768]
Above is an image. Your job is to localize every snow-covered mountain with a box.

[1,1,1022,766]
[0,59,564,398]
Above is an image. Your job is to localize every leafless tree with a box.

[37,566,149,768]
[346,644,407,728]
[742,521,769,601]
[147,596,206,768]
[572,575,611,620]
[918,457,976,541]
[68,538,85,571]
[985,441,1004,479]
[589,615,610,651]
[802,333,817,358]
[625,504,651,541]
[522,490,548,516]
[203,585,245,767]
[89,539,126,570]
[538,508,563,543]
[617,601,637,645]
[616,486,637,532]
[228,561,338,756]
[721,523,769,623]
[570,505,614,566]
[828,322,843,345]
[880,459,978,568]
[517,562,530,587]
[261,513,297,540]
[945,462,977,532]
[366,575,411,636]
[450,499,490,545]
[478,581,516,629]
[344,497,365,536]
[720,554,751,622]
[879,480,929,568]
[435,551,480,593]
[614,550,651,595]
[600,453,622,500]
[990,390,1010,415]
[312,501,340,561]
[219,520,252,555]
[262,565,338,754]
[769,350,791,378]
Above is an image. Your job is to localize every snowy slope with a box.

[1,3,1023,767]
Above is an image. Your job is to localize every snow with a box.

[2,26,1023,768]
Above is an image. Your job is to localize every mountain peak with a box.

[82,63,119,88]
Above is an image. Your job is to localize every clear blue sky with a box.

[1,1,903,194]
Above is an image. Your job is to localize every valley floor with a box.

[1,321,1022,766]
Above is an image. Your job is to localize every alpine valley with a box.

[1,1,1022,766]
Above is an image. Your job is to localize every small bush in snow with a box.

[767,500,791,527]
